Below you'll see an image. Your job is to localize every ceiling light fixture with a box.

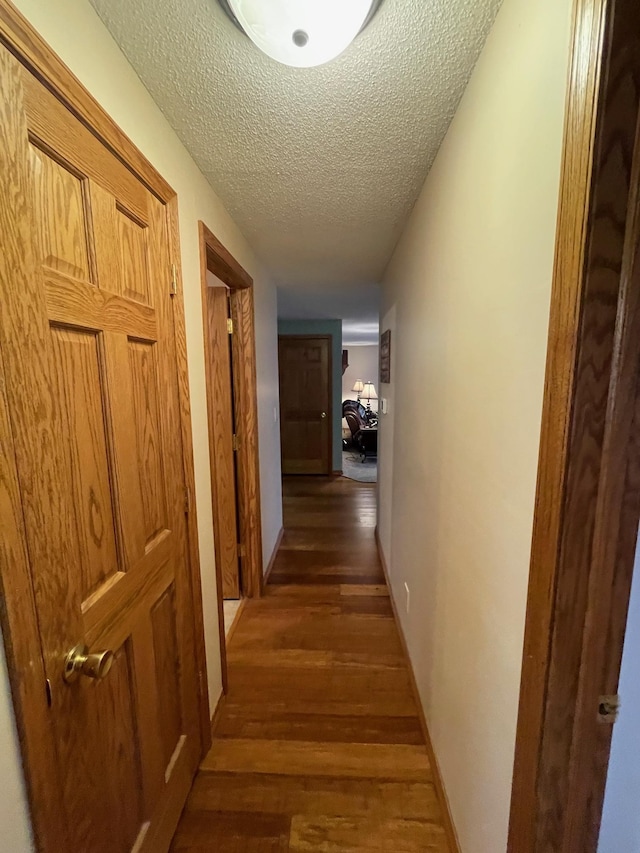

[217,0,384,68]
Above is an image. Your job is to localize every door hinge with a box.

[170,263,178,296]
[227,318,234,335]
[597,694,620,724]
[232,434,239,452]
[238,543,246,558]
[184,486,192,514]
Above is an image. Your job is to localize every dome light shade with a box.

[222,0,382,68]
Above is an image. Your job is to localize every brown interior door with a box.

[278,335,332,475]
[205,285,241,598]
[0,52,201,852]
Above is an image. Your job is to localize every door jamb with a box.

[508,0,640,850]
[198,221,263,630]
[278,334,333,476]
[0,4,212,850]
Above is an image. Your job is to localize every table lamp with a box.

[361,382,378,414]
[351,380,364,402]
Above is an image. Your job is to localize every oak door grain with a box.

[205,284,241,599]
[278,336,332,475]
[0,46,200,853]
[509,0,640,850]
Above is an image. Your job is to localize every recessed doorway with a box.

[199,221,263,688]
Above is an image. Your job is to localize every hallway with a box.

[171,477,450,851]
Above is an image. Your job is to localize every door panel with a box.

[128,338,169,544]
[278,336,332,475]
[50,325,119,598]
[152,584,183,766]
[118,208,152,304]
[29,143,91,278]
[206,285,241,599]
[22,67,149,221]
[69,640,144,853]
[0,50,200,852]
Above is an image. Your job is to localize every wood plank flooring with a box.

[171,476,450,852]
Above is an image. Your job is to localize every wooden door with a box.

[278,335,332,475]
[205,285,241,599]
[0,50,201,852]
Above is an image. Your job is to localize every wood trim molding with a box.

[230,286,264,595]
[199,222,263,601]
[262,527,284,589]
[374,529,461,853]
[509,0,640,850]
[202,221,252,290]
[0,0,174,202]
[224,598,247,647]
[168,200,212,756]
[209,690,227,741]
[508,0,607,839]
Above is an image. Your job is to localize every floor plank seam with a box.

[172,477,451,852]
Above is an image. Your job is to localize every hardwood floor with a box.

[171,476,450,852]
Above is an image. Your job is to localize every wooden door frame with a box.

[278,333,333,476]
[508,0,640,850]
[0,3,211,850]
[199,222,263,638]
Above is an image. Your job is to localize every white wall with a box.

[255,280,284,563]
[598,530,640,853]
[0,644,33,851]
[342,344,379,414]
[377,0,573,850]
[1,0,282,847]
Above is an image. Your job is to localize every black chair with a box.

[342,400,377,460]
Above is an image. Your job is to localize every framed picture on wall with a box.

[380,329,391,383]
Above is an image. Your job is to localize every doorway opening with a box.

[199,221,263,690]
[278,334,333,475]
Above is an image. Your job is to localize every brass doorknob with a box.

[321,412,327,419]
[63,643,114,684]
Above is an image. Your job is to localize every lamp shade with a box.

[361,382,378,401]
[351,380,365,394]
[225,0,380,68]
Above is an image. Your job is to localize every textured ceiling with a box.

[90,0,502,291]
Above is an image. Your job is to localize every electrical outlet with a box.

[404,582,410,614]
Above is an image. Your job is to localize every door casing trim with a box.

[199,220,263,636]
[509,0,640,850]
